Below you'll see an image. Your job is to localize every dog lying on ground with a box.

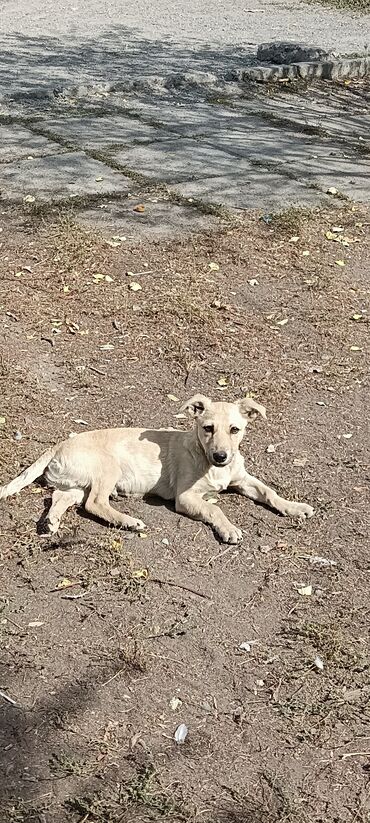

[0,395,314,543]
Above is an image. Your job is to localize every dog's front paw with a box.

[219,524,243,544]
[285,502,314,520]
[126,516,146,532]
[46,515,60,534]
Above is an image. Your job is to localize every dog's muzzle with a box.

[212,451,229,466]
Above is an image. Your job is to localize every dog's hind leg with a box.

[46,488,85,534]
[84,466,145,531]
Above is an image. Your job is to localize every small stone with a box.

[174,723,188,744]
[257,42,333,65]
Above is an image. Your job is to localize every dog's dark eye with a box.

[203,425,214,434]
[230,426,240,435]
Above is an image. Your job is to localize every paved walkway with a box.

[1,78,369,239]
[0,3,369,239]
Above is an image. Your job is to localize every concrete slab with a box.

[76,196,220,242]
[0,152,132,202]
[117,98,246,136]
[235,95,370,146]
[201,130,370,201]
[38,115,177,149]
[0,123,64,162]
[171,172,328,211]
[112,138,252,183]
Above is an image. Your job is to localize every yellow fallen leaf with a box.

[95,176,103,182]
[335,260,345,267]
[105,275,114,283]
[63,285,70,293]
[0,416,6,425]
[298,585,312,596]
[56,578,74,589]
[15,271,23,277]
[325,231,337,241]
[132,567,148,578]
[350,346,361,352]
[209,262,220,271]
[111,539,122,550]
[129,282,142,292]
[289,236,299,243]
[276,318,289,326]
[301,250,310,257]
[167,394,180,402]
[93,273,104,281]
[23,195,35,203]
[351,314,362,321]
[217,377,228,386]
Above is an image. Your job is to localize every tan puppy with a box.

[0,395,314,543]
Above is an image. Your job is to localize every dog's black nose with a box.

[213,451,228,464]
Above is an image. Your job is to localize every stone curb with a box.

[237,55,370,83]
[71,54,370,96]
[1,55,368,106]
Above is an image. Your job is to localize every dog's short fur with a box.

[0,395,314,543]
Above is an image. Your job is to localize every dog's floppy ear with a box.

[180,394,212,419]
[237,396,266,420]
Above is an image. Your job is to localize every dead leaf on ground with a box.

[132,568,148,579]
[298,585,312,596]
[170,697,182,711]
[293,457,307,467]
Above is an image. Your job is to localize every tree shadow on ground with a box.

[0,25,255,104]
[0,27,369,210]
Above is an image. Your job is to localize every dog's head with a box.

[180,394,266,467]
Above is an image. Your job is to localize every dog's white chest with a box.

[206,466,231,492]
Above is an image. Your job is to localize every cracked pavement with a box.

[0,12,369,238]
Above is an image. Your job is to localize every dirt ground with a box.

[0,199,369,823]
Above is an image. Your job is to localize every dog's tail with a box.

[0,446,57,500]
